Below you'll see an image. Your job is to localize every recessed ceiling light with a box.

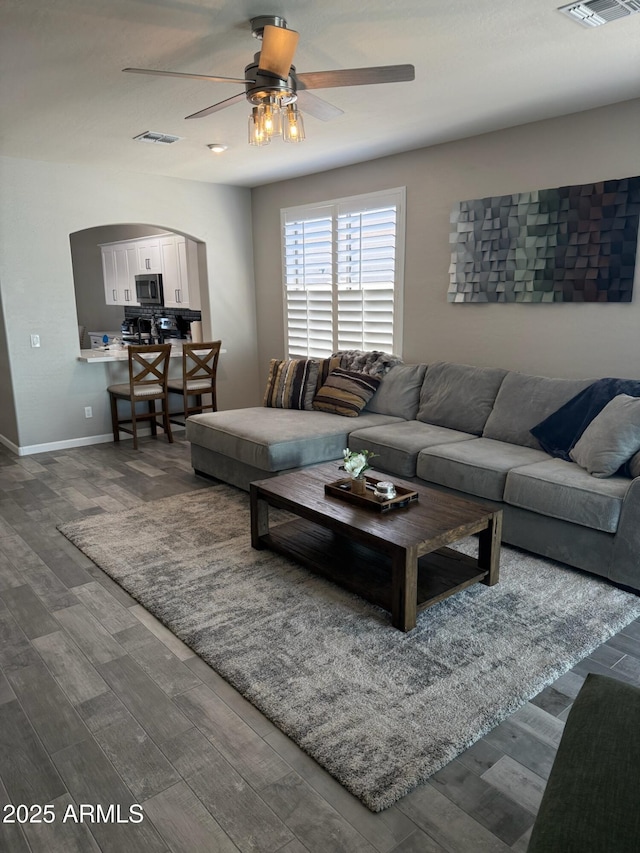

[207,143,228,154]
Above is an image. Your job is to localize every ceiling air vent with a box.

[133,131,183,145]
[558,0,640,26]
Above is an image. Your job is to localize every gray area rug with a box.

[59,485,640,812]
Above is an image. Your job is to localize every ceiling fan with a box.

[123,15,415,144]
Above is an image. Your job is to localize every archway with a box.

[69,223,206,347]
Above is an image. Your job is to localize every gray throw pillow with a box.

[569,394,640,478]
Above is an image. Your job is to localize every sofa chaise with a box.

[186,359,640,592]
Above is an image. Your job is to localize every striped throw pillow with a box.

[263,359,320,410]
[316,355,343,391]
[312,369,381,417]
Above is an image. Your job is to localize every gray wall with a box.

[2,99,639,454]
[0,286,18,445]
[71,224,170,335]
[0,157,258,453]
[252,99,640,382]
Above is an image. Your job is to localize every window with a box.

[282,188,405,358]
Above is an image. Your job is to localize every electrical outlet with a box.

[30,334,41,348]
[84,407,93,418]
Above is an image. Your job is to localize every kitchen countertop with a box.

[78,342,226,363]
[78,342,184,363]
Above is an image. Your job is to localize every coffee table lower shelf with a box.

[260,518,488,618]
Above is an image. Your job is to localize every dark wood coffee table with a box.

[250,463,502,632]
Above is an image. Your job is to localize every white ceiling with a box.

[2,0,639,188]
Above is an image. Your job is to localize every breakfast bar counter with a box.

[78,343,185,363]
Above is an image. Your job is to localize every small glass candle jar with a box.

[374,481,396,500]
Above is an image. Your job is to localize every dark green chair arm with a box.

[528,673,640,853]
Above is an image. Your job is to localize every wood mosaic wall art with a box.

[448,176,640,303]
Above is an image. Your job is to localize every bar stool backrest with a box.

[129,344,172,395]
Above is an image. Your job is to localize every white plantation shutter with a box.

[283,210,334,358]
[337,203,397,352]
[282,189,404,358]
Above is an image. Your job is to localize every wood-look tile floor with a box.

[0,436,638,853]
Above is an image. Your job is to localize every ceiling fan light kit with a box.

[248,100,304,145]
[124,14,415,147]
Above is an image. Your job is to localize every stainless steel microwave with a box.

[135,274,164,305]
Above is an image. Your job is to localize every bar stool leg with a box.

[109,393,120,443]
[148,400,158,437]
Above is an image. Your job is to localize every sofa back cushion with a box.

[365,363,427,420]
[483,372,594,449]
[627,451,640,479]
[416,362,508,435]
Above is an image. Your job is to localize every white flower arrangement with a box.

[341,448,376,479]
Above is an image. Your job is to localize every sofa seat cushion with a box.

[348,421,476,478]
[416,438,549,501]
[186,408,404,473]
[504,458,630,533]
[483,372,593,449]
[416,362,507,435]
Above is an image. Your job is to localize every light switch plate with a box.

[30,334,41,348]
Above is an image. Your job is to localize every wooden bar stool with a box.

[168,340,221,425]
[107,344,174,450]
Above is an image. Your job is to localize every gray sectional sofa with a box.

[186,361,640,592]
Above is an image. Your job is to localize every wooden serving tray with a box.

[324,475,419,513]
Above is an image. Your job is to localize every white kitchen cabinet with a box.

[159,236,183,308]
[120,245,138,304]
[101,244,139,306]
[102,245,118,306]
[160,235,201,310]
[136,239,162,273]
[184,237,201,310]
[100,232,199,308]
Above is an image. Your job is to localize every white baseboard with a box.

[0,427,185,457]
[0,433,20,456]
[11,432,116,456]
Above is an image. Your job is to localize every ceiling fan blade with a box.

[123,67,251,85]
[185,91,247,120]
[258,25,299,79]
[295,64,415,90]
[295,90,344,122]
